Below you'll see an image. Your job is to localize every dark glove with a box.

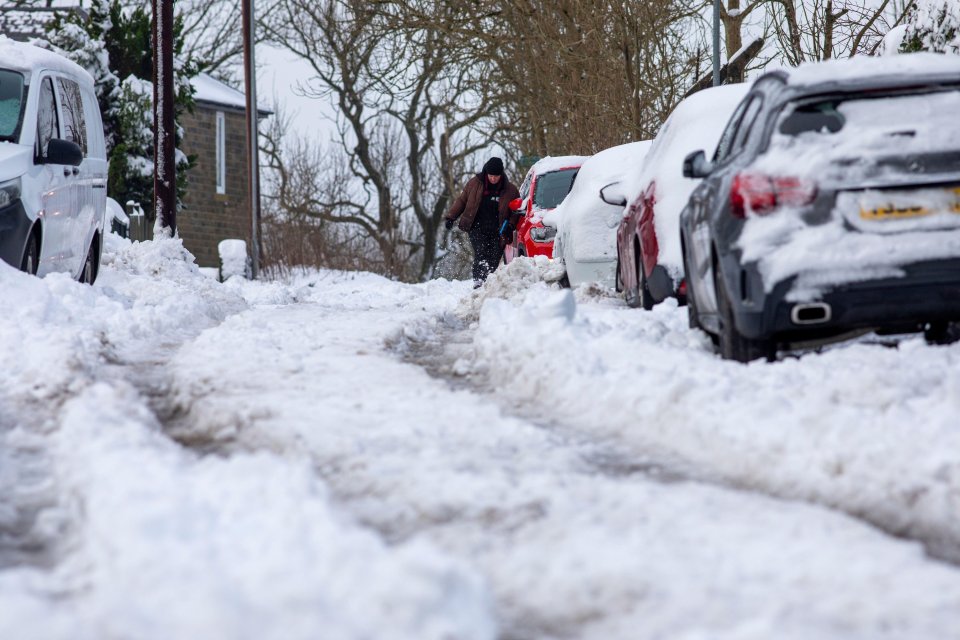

[499,222,514,243]
[444,218,454,230]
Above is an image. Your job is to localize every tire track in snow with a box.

[396,314,960,568]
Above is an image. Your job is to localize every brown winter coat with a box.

[444,175,521,232]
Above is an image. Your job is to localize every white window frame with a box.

[215,111,226,194]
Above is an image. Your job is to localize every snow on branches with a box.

[902,0,960,54]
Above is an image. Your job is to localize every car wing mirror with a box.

[44,138,83,166]
[508,197,524,212]
[682,150,712,179]
[599,181,627,207]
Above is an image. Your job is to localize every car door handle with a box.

[72,167,80,176]
[63,167,71,177]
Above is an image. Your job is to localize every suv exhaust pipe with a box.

[791,302,832,325]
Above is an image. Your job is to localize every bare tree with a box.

[176,0,245,78]
[407,0,705,158]
[765,0,912,62]
[704,1,913,69]
[260,0,497,281]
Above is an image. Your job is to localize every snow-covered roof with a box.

[191,73,272,116]
[0,6,85,43]
[784,52,960,87]
[0,35,90,83]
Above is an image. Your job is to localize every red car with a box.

[616,84,750,309]
[503,156,586,264]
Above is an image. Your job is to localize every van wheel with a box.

[20,233,39,275]
[715,265,773,363]
[79,237,99,285]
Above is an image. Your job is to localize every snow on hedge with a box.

[903,0,960,54]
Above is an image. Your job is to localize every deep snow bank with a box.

[169,264,960,638]
[0,242,495,639]
[451,257,960,560]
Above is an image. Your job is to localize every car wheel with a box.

[682,246,700,329]
[624,248,642,308]
[624,270,640,308]
[714,265,773,363]
[924,321,960,346]
[79,237,99,285]
[638,255,654,311]
[20,232,39,276]
[685,279,701,330]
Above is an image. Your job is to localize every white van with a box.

[0,38,107,284]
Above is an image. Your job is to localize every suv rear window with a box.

[0,69,25,141]
[773,88,960,154]
[534,168,578,209]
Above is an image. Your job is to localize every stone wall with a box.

[178,105,251,268]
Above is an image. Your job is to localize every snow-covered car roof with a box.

[549,140,652,265]
[628,82,752,277]
[106,197,129,226]
[778,52,960,88]
[528,155,588,176]
[0,35,91,84]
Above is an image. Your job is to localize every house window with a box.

[216,111,225,194]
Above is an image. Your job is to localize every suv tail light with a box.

[730,174,817,218]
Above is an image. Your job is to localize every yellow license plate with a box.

[860,187,960,220]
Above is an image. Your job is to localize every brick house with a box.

[180,74,271,268]
[1,6,270,268]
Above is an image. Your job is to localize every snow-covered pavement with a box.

[4,238,960,638]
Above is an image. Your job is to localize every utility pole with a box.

[242,0,262,278]
[152,0,176,234]
[713,0,722,87]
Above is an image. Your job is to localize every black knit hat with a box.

[482,157,504,176]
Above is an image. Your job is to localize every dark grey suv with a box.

[679,54,960,362]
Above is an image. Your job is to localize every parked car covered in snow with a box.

[105,197,130,238]
[0,39,106,283]
[616,84,750,309]
[545,141,652,289]
[503,155,587,264]
[680,53,960,362]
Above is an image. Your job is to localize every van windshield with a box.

[0,70,25,142]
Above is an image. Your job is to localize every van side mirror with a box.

[44,139,83,166]
[683,150,712,179]
[599,181,627,206]
[508,197,523,212]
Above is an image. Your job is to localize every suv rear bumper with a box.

[735,259,960,342]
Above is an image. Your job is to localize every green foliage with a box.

[42,0,198,216]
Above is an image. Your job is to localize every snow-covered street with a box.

[4,238,960,639]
